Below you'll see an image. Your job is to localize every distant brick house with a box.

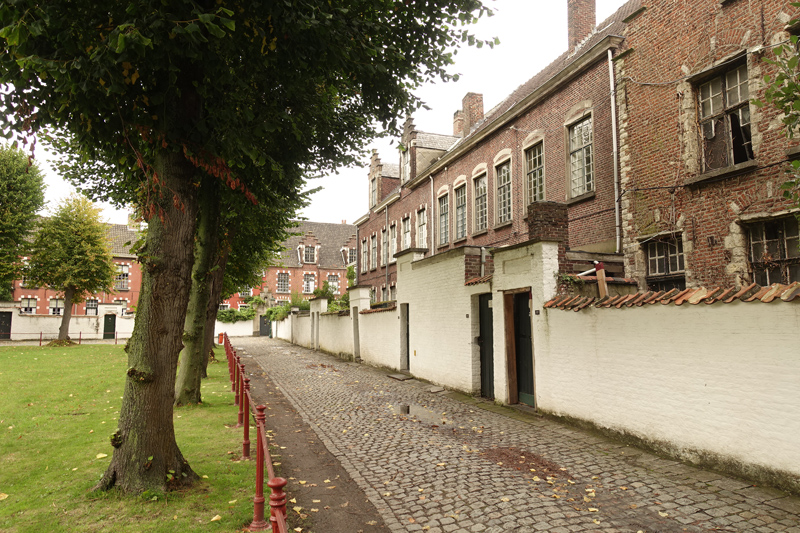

[221,220,358,310]
[355,0,642,300]
[11,223,141,317]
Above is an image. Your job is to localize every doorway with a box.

[0,311,11,340]
[103,314,116,339]
[513,292,534,406]
[259,315,271,337]
[478,294,494,399]
[400,303,409,371]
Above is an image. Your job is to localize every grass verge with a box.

[0,343,258,532]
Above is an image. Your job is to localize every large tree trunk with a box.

[175,178,220,405]
[95,149,200,494]
[58,286,75,340]
[201,241,230,378]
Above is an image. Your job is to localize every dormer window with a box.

[370,178,377,208]
[304,245,316,263]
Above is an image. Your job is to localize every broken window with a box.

[747,216,800,285]
[645,236,686,291]
[569,116,593,197]
[698,63,753,172]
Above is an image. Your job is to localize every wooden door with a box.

[514,292,534,407]
[478,294,494,399]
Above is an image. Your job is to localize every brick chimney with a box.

[567,0,596,50]
[461,92,484,135]
[453,110,465,137]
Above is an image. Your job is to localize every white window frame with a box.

[303,245,316,264]
[525,142,545,204]
[438,194,449,246]
[20,297,36,314]
[327,274,339,292]
[370,177,377,207]
[381,228,388,266]
[569,115,594,198]
[49,298,64,316]
[370,235,377,270]
[115,264,130,291]
[218,303,230,311]
[402,218,411,250]
[473,175,487,233]
[276,272,290,293]
[85,299,98,316]
[303,274,316,294]
[417,208,427,248]
[455,185,467,240]
[495,160,512,224]
[361,240,368,273]
[390,224,397,263]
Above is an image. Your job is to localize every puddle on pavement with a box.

[391,403,454,426]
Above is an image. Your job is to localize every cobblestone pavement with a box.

[235,337,800,533]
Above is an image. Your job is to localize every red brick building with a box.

[11,223,142,316]
[356,0,640,298]
[221,221,358,310]
[616,0,800,290]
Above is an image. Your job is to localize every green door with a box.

[0,311,11,340]
[478,294,494,399]
[514,293,534,407]
[103,314,116,339]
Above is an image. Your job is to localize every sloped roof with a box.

[106,224,138,258]
[382,163,400,178]
[417,132,460,151]
[278,220,357,269]
[544,283,800,311]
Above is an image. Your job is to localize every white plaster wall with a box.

[273,317,291,341]
[318,313,354,356]
[359,310,401,369]
[536,301,800,478]
[9,314,135,340]
[214,319,253,338]
[293,314,312,348]
[397,251,485,392]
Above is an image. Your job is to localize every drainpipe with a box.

[480,247,486,277]
[385,207,389,298]
[608,49,622,254]
[429,175,435,256]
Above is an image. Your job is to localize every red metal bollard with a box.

[78,331,82,345]
[39,332,42,346]
[249,405,269,531]
[227,346,234,384]
[242,377,251,458]
[236,362,246,427]
[269,477,288,531]
[232,351,239,394]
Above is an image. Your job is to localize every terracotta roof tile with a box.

[465,274,493,286]
[544,283,800,311]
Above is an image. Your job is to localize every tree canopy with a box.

[0,144,44,301]
[25,195,116,340]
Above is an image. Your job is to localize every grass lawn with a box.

[0,343,259,532]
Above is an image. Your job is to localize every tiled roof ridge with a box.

[360,305,397,314]
[544,282,800,311]
[465,274,493,286]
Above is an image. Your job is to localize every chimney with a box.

[461,92,484,135]
[567,0,596,50]
[453,110,465,137]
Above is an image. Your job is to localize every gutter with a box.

[608,48,622,254]
[407,35,625,190]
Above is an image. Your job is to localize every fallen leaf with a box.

[202,475,209,479]
[173,515,177,520]
[340,501,349,508]
[620,486,627,490]
[384,492,391,496]
[532,476,541,481]
[593,519,601,524]
[210,515,221,522]
[299,480,307,485]
[324,479,331,483]
[326,486,336,490]
[408,518,415,523]
[437,463,446,466]
[501,497,510,502]
[311,508,319,512]
[290,498,297,504]
[0,494,8,501]
[228,500,237,504]
[294,528,302,532]
[658,511,669,517]
[312,499,321,503]
[293,506,303,513]
[588,508,599,512]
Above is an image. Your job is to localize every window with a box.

[114,299,128,315]
[402,218,411,250]
[698,64,753,172]
[747,216,799,285]
[20,298,36,314]
[417,208,427,248]
[277,273,290,293]
[238,303,250,310]
[390,285,396,301]
[525,142,545,203]
[370,288,376,303]
[370,235,377,269]
[455,186,467,240]
[49,298,64,315]
[304,245,315,263]
[239,285,252,297]
[348,248,357,264]
[85,299,98,316]
[438,194,449,245]
[370,178,377,207]
[496,161,512,223]
[361,241,368,273]
[328,274,339,292]
[569,116,594,197]
[218,303,230,311]
[303,274,315,294]
[474,175,487,232]
[115,264,130,291]
[390,224,397,263]
[645,237,686,291]
[401,149,411,183]
[381,229,388,266]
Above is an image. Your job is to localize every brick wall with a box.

[568,0,596,49]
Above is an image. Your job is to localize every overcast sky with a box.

[36,0,630,226]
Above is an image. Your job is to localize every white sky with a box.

[37,0,629,226]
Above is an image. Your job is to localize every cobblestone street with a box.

[234,337,800,533]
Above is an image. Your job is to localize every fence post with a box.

[249,405,269,531]
[79,331,82,345]
[39,332,42,346]
[269,477,288,531]
[242,377,251,458]
[227,344,234,384]
[236,362,245,427]
[232,351,239,394]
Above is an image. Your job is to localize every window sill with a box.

[494,220,513,230]
[453,237,468,245]
[472,229,488,238]
[437,243,450,250]
[566,190,595,205]
[685,159,758,186]
[786,145,800,160]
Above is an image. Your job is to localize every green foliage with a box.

[346,265,356,287]
[0,144,45,300]
[290,291,310,309]
[312,281,336,301]
[25,195,116,303]
[756,9,800,207]
[215,305,256,324]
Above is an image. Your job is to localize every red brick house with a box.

[616,0,800,290]
[355,0,641,298]
[11,223,141,317]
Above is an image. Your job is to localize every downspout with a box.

[608,48,622,254]
[480,247,486,277]
[429,175,435,256]
[385,207,389,298]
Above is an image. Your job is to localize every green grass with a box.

[0,344,259,532]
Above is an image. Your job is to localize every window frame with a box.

[402,217,411,250]
[746,216,799,285]
[473,174,488,233]
[525,142,545,204]
[361,240,368,273]
[115,264,130,291]
[438,194,449,246]
[276,272,290,293]
[370,234,377,270]
[85,299,98,316]
[495,160,512,224]
[49,298,64,316]
[303,245,316,264]
[644,236,686,291]
[454,185,467,240]
[370,177,377,207]
[417,208,427,248]
[303,273,316,294]
[390,224,397,263]
[568,115,594,198]
[20,297,36,314]
[327,274,340,292]
[381,228,388,266]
